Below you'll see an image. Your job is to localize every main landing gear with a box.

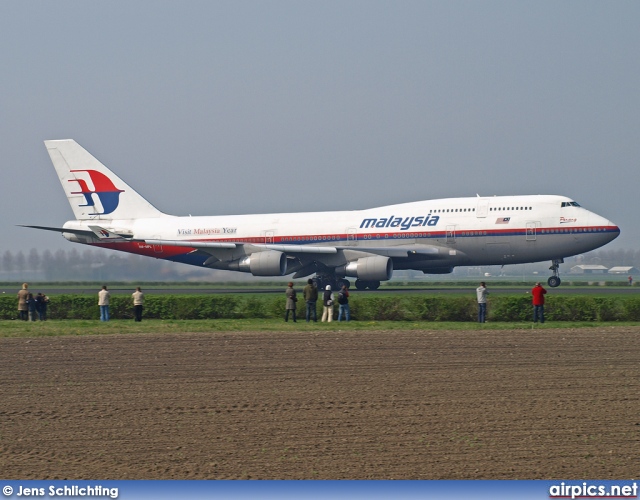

[547,258,563,288]
[313,272,380,291]
[354,279,381,291]
[314,273,351,291]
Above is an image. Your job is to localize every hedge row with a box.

[3,294,640,322]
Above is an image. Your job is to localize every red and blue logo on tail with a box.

[69,170,124,215]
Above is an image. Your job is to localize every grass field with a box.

[3,318,640,338]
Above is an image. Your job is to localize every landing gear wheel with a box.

[547,276,561,288]
[355,279,367,291]
[336,278,351,289]
[314,274,341,291]
[312,277,323,290]
[368,281,381,290]
[548,258,563,288]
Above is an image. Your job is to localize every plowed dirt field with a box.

[1,327,639,479]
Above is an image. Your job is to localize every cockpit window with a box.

[561,201,581,207]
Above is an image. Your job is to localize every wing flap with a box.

[337,245,442,258]
[137,240,339,253]
[142,239,238,249]
[257,244,337,254]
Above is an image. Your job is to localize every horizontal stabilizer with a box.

[17,224,94,237]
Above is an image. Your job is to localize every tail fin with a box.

[45,139,163,220]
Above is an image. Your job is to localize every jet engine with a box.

[339,256,393,281]
[229,250,288,276]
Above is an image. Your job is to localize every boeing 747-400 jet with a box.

[22,139,620,289]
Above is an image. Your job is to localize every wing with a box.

[134,238,456,277]
[138,238,442,257]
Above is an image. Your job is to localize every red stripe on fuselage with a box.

[84,225,619,259]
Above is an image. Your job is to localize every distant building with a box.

[608,266,640,275]
[570,264,609,275]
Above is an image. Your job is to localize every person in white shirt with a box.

[98,285,111,321]
[476,282,488,323]
[321,285,334,322]
[132,287,145,322]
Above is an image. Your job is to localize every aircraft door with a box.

[264,231,275,244]
[476,199,489,218]
[446,225,456,244]
[526,222,538,241]
[346,227,358,246]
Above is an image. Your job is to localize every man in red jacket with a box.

[531,282,547,323]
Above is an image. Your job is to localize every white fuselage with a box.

[61,194,619,274]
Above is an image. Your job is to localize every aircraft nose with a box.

[594,215,620,242]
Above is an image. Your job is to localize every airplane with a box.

[21,139,620,290]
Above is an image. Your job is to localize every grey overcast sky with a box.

[1,1,638,254]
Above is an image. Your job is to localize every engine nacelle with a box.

[230,251,288,276]
[340,256,393,281]
[421,266,454,275]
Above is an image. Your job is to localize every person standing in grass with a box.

[98,285,111,321]
[303,278,319,322]
[132,287,144,322]
[285,282,297,322]
[321,285,334,322]
[476,282,488,323]
[531,282,547,324]
[26,293,37,322]
[17,283,29,321]
[35,292,49,321]
[337,285,350,322]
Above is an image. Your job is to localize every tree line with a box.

[0,247,638,282]
[0,248,211,281]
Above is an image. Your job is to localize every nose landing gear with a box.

[548,259,563,287]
